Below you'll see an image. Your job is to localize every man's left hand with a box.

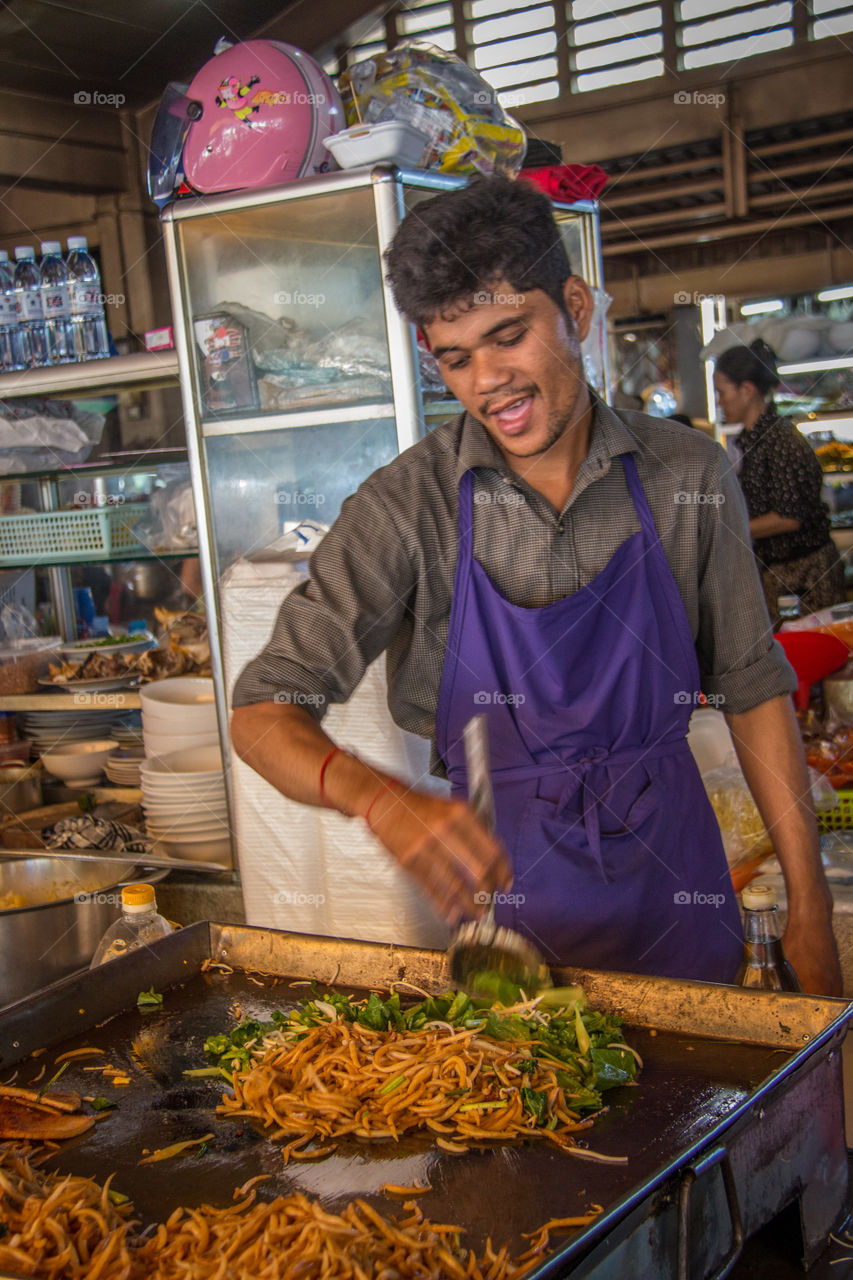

[783,915,842,996]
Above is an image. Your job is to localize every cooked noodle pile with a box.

[0,1145,601,1278]
[0,1145,134,1279]
[220,1019,596,1159]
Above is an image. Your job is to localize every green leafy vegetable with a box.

[107,1189,130,1206]
[520,1086,549,1126]
[91,1096,116,1112]
[137,987,163,1008]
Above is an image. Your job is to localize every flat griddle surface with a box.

[12,968,786,1266]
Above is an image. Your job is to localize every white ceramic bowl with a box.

[147,818,231,838]
[142,796,228,814]
[41,739,118,786]
[143,744,222,775]
[143,730,219,758]
[140,678,216,727]
[152,835,231,865]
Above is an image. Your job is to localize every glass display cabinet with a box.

[161,165,607,851]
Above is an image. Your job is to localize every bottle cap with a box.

[14,246,34,259]
[40,241,62,255]
[777,595,799,609]
[67,236,88,251]
[121,883,155,911]
[741,883,777,910]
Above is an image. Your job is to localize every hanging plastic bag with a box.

[338,42,526,177]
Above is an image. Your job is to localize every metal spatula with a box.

[447,715,551,996]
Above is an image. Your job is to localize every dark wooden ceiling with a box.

[0,0,377,108]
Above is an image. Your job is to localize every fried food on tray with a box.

[155,605,210,668]
[0,1095,93,1141]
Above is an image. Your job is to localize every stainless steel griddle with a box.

[0,922,849,1279]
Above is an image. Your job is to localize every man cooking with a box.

[231,175,840,996]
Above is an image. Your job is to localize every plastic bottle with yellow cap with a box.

[90,882,173,967]
[736,884,801,992]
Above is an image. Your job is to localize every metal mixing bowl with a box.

[0,857,167,1008]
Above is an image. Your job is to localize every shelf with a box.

[0,691,141,710]
[0,447,189,485]
[0,351,180,400]
[0,549,198,570]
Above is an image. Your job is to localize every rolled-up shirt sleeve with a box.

[695,447,796,713]
[231,477,415,718]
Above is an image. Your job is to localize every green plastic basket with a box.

[818,788,853,833]
[0,503,148,565]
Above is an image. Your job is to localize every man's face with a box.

[423,280,590,461]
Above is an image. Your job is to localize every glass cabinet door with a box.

[203,417,398,573]
[175,185,391,424]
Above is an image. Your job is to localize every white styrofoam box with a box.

[220,550,450,949]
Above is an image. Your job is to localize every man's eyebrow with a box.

[431,315,527,360]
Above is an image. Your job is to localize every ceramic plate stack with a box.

[104,745,145,787]
[110,711,144,749]
[140,744,230,865]
[140,677,218,760]
[19,709,120,757]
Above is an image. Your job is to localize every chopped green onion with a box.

[458,1100,508,1112]
[90,1096,116,1112]
[37,1061,69,1098]
[137,987,163,1008]
[379,1074,406,1096]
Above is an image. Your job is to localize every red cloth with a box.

[520,163,608,202]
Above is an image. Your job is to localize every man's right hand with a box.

[230,704,512,927]
[366,784,513,927]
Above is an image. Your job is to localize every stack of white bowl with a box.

[140,744,230,864]
[140,677,218,760]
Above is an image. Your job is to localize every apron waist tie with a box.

[482,737,693,885]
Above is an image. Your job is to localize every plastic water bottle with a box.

[66,236,109,361]
[13,246,48,368]
[0,250,25,372]
[90,883,173,966]
[736,884,801,991]
[40,241,75,365]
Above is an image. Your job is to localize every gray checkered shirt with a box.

[233,396,795,771]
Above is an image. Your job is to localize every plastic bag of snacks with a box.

[703,756,837,866]
[338,42,526,177]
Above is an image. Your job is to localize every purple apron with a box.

[435,457,744,983]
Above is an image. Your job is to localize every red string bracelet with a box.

[318,746,344,804]
[364,779,404,828]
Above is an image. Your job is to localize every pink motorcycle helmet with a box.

[182,39,344,193]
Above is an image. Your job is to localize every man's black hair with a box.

[384,174,573,331]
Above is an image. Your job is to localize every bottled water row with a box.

[0,238,111,372]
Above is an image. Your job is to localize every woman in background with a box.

[714,338,845,627]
